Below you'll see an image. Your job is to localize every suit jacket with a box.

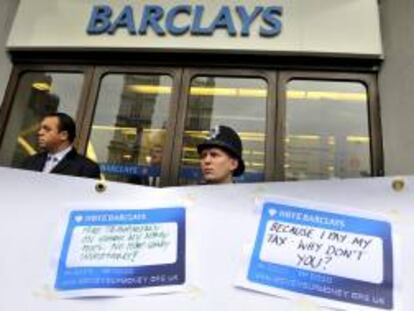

[21,148,101,179]
[128,174,161,187]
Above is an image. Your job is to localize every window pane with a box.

[285,80,371,180]
[179,76,268,185]
[0,72,83,167]
[89,74,172,186]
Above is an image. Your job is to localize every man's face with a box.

[200,147,238,184]
[149,145,163,165]
[37,116,67,152]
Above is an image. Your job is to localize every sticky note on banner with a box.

[55,208,186,292]
[247,202,393,310]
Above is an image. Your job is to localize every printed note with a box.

[55,208,186,292]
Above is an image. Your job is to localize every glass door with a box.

[0,64,382,186]
[0,65,93,168]
[277,71,383,181]
[80,67,183,187]
[170,68,277,185]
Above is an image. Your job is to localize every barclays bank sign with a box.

[9,0,381,57]
[87,4,283,37]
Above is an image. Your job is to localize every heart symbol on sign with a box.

[74,215,83,223]
[268,209,277,217]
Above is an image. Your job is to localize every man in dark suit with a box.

[128,143,163,187]
[21,112,100,179]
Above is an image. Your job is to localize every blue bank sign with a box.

[87,4,283,37]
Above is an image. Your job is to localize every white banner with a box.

[0,167,413,310]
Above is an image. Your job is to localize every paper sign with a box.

[245,201,393,309]
[55,208,186,292]
[260,221,384,283]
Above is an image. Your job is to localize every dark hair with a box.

[44,112,76,143]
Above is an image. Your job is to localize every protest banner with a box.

[0,168,412,310]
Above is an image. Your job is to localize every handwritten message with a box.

[260,220,383,283]
[66,223,177,267]
[243,202,393,309]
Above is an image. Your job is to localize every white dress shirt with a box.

[148,176,161,187]
[42,146,72,173]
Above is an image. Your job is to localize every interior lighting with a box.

[125,85,171,94]
[17,137,36,156]
[251,162,264,168]
[125,84,366,102]
[287,90,366,102]
[92,125,165,133]
[288,135,321,140]
[32,82,51,92]
[87,142,99,162]
[346,136,369,143]
[182,158,201,164]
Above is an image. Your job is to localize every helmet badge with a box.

[207,125,220,140]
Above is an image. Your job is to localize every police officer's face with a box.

[37,116,68,153]
[200,148,238,184]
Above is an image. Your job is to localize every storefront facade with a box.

[1,0,412,187]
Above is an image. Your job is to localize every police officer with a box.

[197,125,245,184]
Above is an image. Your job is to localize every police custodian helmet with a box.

[197,125,245,177]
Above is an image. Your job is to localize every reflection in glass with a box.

[179,76,268,185]
[285,80,371,180]
[0,72,83,167]
[89,74,172,186]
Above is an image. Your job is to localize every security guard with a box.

[197,125,245,184]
